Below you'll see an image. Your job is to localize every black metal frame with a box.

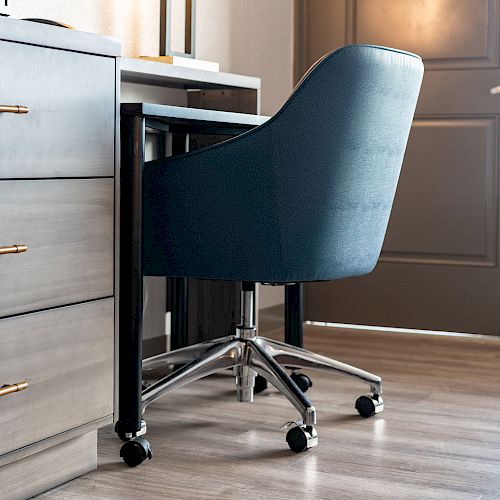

[285,283,304,348]
[117,104,306,435]
[117,114,145,435]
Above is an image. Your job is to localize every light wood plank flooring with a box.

[40,311,500,499]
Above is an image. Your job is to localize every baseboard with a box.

[143,335,167,358]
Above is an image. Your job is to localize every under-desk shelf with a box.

[121,103,269,135]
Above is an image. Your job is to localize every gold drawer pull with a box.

[0,105,29,114]
[0,382,29,398]
[0,244,28,255]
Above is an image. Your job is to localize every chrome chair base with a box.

[120,286,383,463]
[142,335,383,418]
[143,335,319,426]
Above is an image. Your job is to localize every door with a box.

[300,0,500,334]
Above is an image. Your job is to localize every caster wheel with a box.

[120,437,152,467]
[290,372,313,393]
[355,394,384,418]
[286,424,318,453]
[254,374,268,394]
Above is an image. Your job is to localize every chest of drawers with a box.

[0,18,119,499]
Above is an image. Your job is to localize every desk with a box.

[121,59,264,357]
[118,103,270,439]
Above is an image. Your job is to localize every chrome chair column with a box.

[235,283,258,402]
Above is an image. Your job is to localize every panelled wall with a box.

[301,0,500,335]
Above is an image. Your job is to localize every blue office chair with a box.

[122,44,423,462]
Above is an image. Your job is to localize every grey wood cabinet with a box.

[0,17,120,499]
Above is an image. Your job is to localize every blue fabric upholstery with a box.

[143,45,424,282]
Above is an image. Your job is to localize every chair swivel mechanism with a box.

[118,44,423,465]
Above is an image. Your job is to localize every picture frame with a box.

[160,0,196,59]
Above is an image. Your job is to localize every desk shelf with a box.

[120,57,260,91]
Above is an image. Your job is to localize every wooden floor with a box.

[40,310,500,499]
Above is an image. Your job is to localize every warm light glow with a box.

[373,418,386,441]
[355,0,489,61]
[303,454,318,498]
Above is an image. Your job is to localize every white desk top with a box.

[120,57,261,91]
[122,103,269,127]
[0,16,120,57]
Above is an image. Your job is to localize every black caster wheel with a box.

[120,437,152,467]
[355,394,384,418]
[286,425,318,453]
[254,374,268,393]
[290,372,313,393]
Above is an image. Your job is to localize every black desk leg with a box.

[116,115,145,437]
[285,283,304,348]
[167,132,190,350]
[169,277,189,350]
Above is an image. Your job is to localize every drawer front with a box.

[0,299,114,457]
[0,40,115,178]
[0,432,97,500]
[0,179,113,317]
